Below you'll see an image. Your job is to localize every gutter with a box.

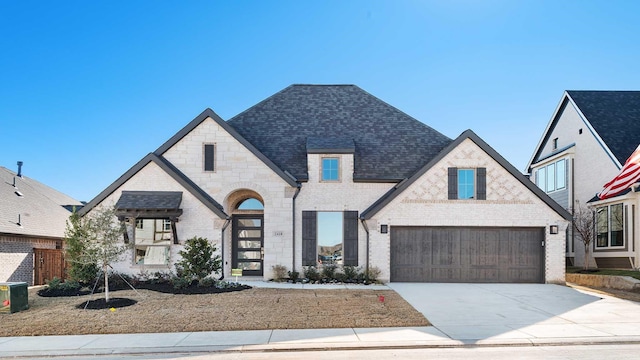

[292,183,302,272]
[360,218,370,282]
[220,217,231,280]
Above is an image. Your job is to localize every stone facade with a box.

[367,139,568,283]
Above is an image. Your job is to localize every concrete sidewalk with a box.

[1,282,640,357]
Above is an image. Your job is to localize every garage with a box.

[390,226,544,283]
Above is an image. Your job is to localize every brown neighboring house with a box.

[0,162,83,285]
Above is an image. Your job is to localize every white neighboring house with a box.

[79,85,570,283]
[527,91,640,269]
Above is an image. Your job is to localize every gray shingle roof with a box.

[306,136,355,154]
[567,91,640,164]
[0,166,82,238]
[227,85,452,181]
[115,191,183,211]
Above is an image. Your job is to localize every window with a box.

[448,167,485,200]
[237,198,264,210]
[302,211,358,266]
[536,159,566,193]
[458,169,475,199]
[134,219,172,265]
[317,212,343,265]
[553,138,558,150]
[321,157,339,181]
[596,204,624,248]
[204,144,215,172]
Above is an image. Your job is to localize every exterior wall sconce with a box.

[549,225,558,234]
[380,224,388,234]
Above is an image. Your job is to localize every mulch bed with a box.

[77,298,138,309]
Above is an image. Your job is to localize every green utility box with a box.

[0,282,29,313]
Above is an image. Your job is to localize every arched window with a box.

[237,198,264,210]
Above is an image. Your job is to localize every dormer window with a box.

[322,157,339,181]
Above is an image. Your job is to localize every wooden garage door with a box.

[390,227,544,283]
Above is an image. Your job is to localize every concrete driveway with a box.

[388,283,640,343]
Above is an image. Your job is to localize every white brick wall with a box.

[531,101,621,267]
[294,153,394,272]
[368,139,568,283]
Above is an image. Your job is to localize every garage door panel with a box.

[391,227,543,283]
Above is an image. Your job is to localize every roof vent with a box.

[17,161,23,178]
[17,214,22,227]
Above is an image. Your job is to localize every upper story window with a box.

[553,138,558,150]
[448,167,486,200]
[536,158,566,193]
[458,169,475,199]
[321,157,339,181]
[204,144,215,172]
[596,203,624,248]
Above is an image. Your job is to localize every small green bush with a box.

[343,266,358,281]
[304,266,321,281]
[46,277,81,291]
[321,264,337,280]
[288,270,300,282]
[175,236,222,281]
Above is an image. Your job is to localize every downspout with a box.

[220,217,231,280]
[360,218,370,283]
[292,183,301,272]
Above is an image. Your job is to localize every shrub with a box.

[361,266,382,283]
[197,276,216,287]
[321,264,337,280]
[171,275,192,289]
[288,270,300,282]
[304,266,321,281]
[175,237,222,281]
[343,266,358,281]
[46,277,81,291]
[272,265,288,282]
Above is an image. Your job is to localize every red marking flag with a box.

[598,145,640,200]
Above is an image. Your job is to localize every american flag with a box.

[598,144,640,200]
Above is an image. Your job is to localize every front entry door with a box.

[232,215,264,276]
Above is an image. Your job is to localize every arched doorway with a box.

[228,191,264,276]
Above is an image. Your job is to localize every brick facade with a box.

[0,235,59,285]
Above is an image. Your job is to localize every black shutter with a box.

[448,167,458,200]
[204,144,215,171]
[121,219,130,244]
[343,211,358,266]
[302,211,317,266]
[171,219,179,244]
[477,167,486,200]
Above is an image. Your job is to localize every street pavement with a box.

[1,281,640,358]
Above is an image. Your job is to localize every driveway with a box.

[388,283,640,343]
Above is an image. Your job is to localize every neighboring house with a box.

[0,163,83,285]
[527,91,640,269]
[79,85,570,283]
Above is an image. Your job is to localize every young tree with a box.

[175,236,221,282]
[66,205,129,302]
[64,211,99,283]
[573,202,595,271]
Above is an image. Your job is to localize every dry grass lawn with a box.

[0,287,430,336]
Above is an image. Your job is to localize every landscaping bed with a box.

[0,286,429,336]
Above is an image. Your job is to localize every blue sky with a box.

[2,1,639,202]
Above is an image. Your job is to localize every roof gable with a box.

[567,91,640,165]
[155,108,297,187]
[362,130,572,220]
[227,85,452,181]
[78,153,227,219]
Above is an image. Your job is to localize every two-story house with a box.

[527,91,640,269]
[79,85,570,283]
